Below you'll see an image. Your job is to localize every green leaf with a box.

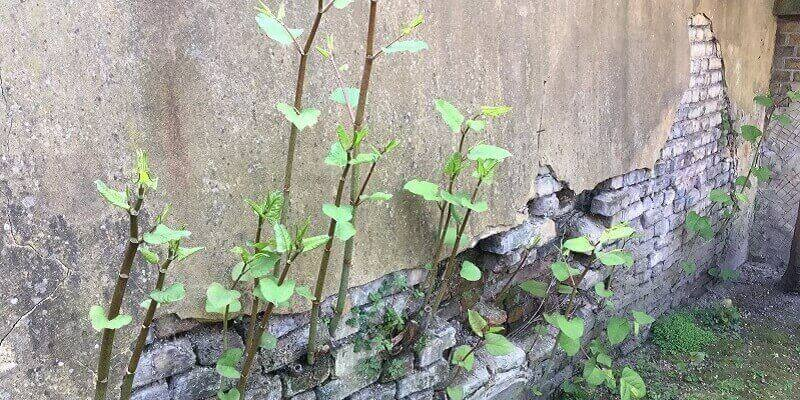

[382,40,429,54]
[484,332,514,356]
[334,221,356,241]
[440,190,468,207]
[599,223,635,244]
[263,191,284,224]
[89,306,133,332]
[446,386,465,400]
[217,388,240,400]
[754,94,774,108]
[631,311,655,336]
[620,367,647,400]
[273,223,292,253]
[139,246,160,264]
[95,180,129,210]
[258,278,295,305]
[256,14,303,46]
[332,0,354,9]
[735,175,751,188]
[594,282,614,298]
[301,235,329,252]
[462,199,488,213]
[597,352,613,367]
[550,261,579,282]
[403,179,441,201]
[434,99,464,133]
[681,260,697,274]
[466,119,487,132]
[450,345,475,371]
[467,144,512,161]
[150,283,186,304]
[359,192,393,202]
[558,333,581,356]
[597,249,634,267]
[330,87,359,107]
[259,332,278,349]
[557,316,585,339]
[325,142,348,167]
[519,280,548,297]
[776,113,792,126]
[175,246,204,262]
[443,226,469,248]
[135,150,157,189]
[459,260,482,282]
[349,152,380,165]
[248,253,279,278]
[275,103,320,131]
[686,211,714,240]
[205,283,242,314]
[481,105,512,117]
[143,224,191,245]
[562,236,594,254]
[294,285,315,301]
[215,348,243,379]
[322,204,353,223]
[709,188,733,205]
[741,125,762,142]
[606,316,630,345]
[752,166,772,182]
[467,309,488,337]
[443,153,464,178]
[583,359,606,387]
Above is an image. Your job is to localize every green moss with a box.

[652,312,716,355]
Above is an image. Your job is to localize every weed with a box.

[652,312,716,355]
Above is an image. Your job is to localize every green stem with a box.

[329,0,379,338]
[93,186,145,400]
[119,247,176,400]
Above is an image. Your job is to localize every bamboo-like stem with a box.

[236,252,299,394]
[93,186,146,400]
[307,157,353,365]
[242,216,265,353]
[119,246,176,399]
[329,0,379,335]
[422,180,483,330]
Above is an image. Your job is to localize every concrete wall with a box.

[0,1,777,399]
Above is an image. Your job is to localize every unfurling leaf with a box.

[359,192,393,202]
[481,105,512,117]
[256,13,303,46]
[273,223,292,253]
[443,153,464,178]
[89,305,133,332]
[135,150,157,189]
[143,224,191,245]
[275,103,320,130]
[459,260,482,282]
[325,142,348,167]
[139,246,160,265]
[301,235,329,253]
[466,119,486,132]
[403,179,441,201]
[467,309,488,337]
[434,99,464,133]
[150,283,186,304]
[382,40,429,54]
[215,348,243,379]
[95,180,129,210]
[467,144,512,161]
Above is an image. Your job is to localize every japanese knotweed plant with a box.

[401,101,512,342]
[513,224,655,400]
[679,91,799,280]
[91,151,200,400]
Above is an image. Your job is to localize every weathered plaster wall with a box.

[0,1,776,399]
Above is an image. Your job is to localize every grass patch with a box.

[652,312,716,355]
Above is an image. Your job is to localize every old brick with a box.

[396,361,448,398]
[133,338,196,389]
[282,355,332,396]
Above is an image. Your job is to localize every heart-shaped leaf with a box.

[594,282,614,298]
[459,260,482,282]
[404,179,441,201]
[259,332,278,350]
[89,305,132,332]
[259,278,295,305]
[215,348,243,379]
[519,280,548,297]
[334,221,356,241]
[323,204,353,222]
[330,87,360,107]
[446,385,464,400]
[143,224,191,245]
[450,345,474,371]
[150,283,186,304]
[256,14,303,46]
[562,236,594,254]
[620,367,646,400]
[205,283,242,314]
[606,316,630,345]
[217,388,240,400]
[276,102,320,130]
[484,332,514,356]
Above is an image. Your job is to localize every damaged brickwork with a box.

[750,16,800,268]
[127,14,735,400]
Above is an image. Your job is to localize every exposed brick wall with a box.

[130,14,735,400]
[751,17,800,267]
